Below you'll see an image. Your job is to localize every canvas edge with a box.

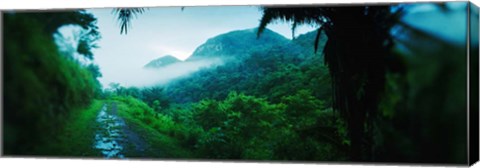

[468,1,480,166]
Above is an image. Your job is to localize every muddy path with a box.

[93,102,150,159]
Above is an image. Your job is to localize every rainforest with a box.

[2,2,477,164]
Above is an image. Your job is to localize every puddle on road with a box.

[94,104,127,159]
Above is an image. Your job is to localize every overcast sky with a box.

[84,6,316,87]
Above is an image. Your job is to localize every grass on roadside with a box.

[110,96,194,159]
[32,100,104,157]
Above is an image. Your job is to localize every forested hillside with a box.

[163,28,330,104]
[187,28,295,61]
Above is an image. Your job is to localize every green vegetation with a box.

[100,27,347,159]
[3,4,470,164]
[110,96,193,158]
[105,89,346,161]
[32,100,104,157]
[164,28,330,104]
[3,11,102,155]
[256,5,468,163]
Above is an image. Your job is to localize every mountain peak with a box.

[186,27,291,61]
[144,55,181,69]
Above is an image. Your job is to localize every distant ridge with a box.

[144,55,181,69]
[144,28,321,69]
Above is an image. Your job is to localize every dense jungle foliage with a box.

[3,11,103,155]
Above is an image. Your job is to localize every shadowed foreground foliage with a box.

[3,11,101,155]
[257,4,467,163]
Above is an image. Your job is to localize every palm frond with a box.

[257,8,275,38]
[257,7,327,38]
[113,8,146,34]
[291,20,297,39]
[313,27,324,53]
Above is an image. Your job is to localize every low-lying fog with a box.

[99,58,223,87]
